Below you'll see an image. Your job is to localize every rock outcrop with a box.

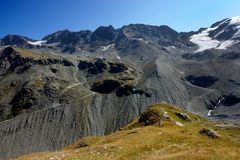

[199,128,220,139]
[175,112,192,121]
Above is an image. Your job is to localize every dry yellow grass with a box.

[14,48,52,60]
[16,103,240,160]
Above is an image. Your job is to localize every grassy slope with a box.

[14,48,51,60]
[16,103,240,160]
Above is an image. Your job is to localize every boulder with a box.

[199,128,220,139]
[139,107,170,126]
[175,112,192,121]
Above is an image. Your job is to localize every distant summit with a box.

[190,16,240,52]
[1,16,240,54]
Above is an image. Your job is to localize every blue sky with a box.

[1,0,240,39]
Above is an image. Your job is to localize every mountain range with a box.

[0,16,240,159]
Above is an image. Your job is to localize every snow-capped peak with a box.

[190,16,240,52]
[27,40,46,46]
[229,16,240,25]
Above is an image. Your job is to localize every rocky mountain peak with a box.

[43,29,73,44]
[0,17,240,54]
[1,35,30,47]
[190,16,240,52]
[90,25,117,46]
[118,24,193,47]
[1,35,46,49]
[209,16,240,41]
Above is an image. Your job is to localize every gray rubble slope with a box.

[0,47,189,159]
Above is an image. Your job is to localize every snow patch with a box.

[233,29,240,39]
[207,110,213,117]
[102,44,112,51]
[190,27,220,52]
[217,40,237,49]
[136,38,143,41]
[134,37,149,44]
[229,16,240,25]
[27,40,46,46]
[117,55,121,60]
[46,42,60,46]
[207,97,225,117]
